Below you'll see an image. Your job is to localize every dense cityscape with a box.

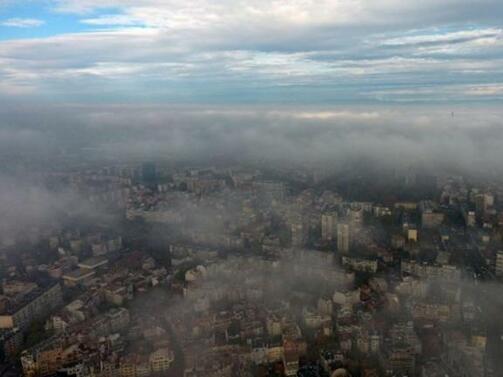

[2,0,503,376]
[2,158,503,377]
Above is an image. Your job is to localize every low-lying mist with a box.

[1,104,503,175]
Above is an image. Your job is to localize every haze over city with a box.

[1,1,503,377]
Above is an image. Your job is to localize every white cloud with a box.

[365,82,503,102]
[57,0,362,26]
[0,1,502,102]
[289,111,381,120]
[52,0,503,31]
[0,26,502,102]
[81,14,143,26]
[1,17,45,28]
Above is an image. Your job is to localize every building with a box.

[401,261,461,281]
[407,228,418,242]
[384,348,416,376]
[60,362,86,377]
[337,223,350,254]
[0,283,63,330]
[77,256,108,270]
[475,193,494,217]
[421,211,444,228]
[0,327,23,360]
[321,212,338,241]
[342,256,378,273]
[495,250,503,277]
[149,347,175,373]
[461,206,476,227]
[62,268,96,286]
[89,308,130,337]
[419,201,444,228]
[283,351,299,376]
[348,205,364,229]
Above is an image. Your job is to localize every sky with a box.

[0,0,502,104]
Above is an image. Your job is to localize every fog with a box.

[1,104,503,174]
[0,172,117,246]
[132,249,503,374]
[2,103,502,242]
[2,102,503,374]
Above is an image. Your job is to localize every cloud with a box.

[80,14,143,26]
[365,82,503,102]
[1,104,503,176]
[1,17,45,28]
[0,172,115,245]
[0,26,502,103]
[51,0,503,28]
[0,1,502,103]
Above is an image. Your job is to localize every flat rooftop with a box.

[77,256,108,269]
[63,268,96,282]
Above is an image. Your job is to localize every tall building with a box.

[475,193,494,218]
[495,250,503,277]
[461,206,476,227]
[321,212,338,241]
[349,205,364,228]
[0,283,63,330]
[337,223,350,254]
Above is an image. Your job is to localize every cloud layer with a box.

[1,103,503,244]
[0,0,502,103]
[1,104,503,175]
